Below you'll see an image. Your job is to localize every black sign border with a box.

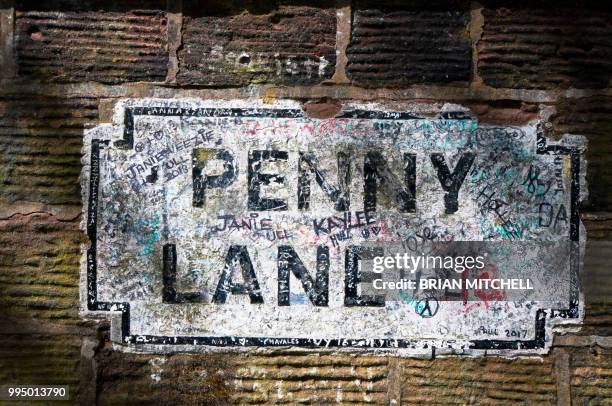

[86,106,581,351]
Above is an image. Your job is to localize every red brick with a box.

[15,9,168,83]
[551,96,612,211]
[478,8,612,89]
[0,95,98,207]
[177,6,336,86]
[0,214,84,324]
[347,8,472,86]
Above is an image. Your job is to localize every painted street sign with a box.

[81,99,585,354]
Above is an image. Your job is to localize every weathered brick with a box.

[571,346,612,404]
[14,0,166,11]
[231,354,388,404]
[96,347,233,405]
[551,96,612,211]
[400,357,556,404]
[15,9,168,83]
[0,95,98,207]
[580,303,612,337]
[466,100,539,125]
[584,214,612,240]
[0,214,84,324]
[346,7,472,86]
[177,6,336,86]
[95,349,389,405]
[0,2,608,405]
[478,8,612,89]
[582,240,612,305]
[0,334,81,399]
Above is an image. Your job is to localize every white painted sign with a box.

[81,99,585,354]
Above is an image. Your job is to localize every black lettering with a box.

[344,246,385,307]
[145,166,158,183]
[538,203,553,227]
[212,245,264,304]
[278,246,329,306]
[248,150,288,211]
[162,244,177,303]
[554,204,568,229]
[162,244,204,303]
[298,152,350,211]
[430,152,475,214]
[313,218,329,235]
[192,149,236,208]
[215,215,234,231]
[363,151,416,212]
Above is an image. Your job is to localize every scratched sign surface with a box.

[82,99,585,354]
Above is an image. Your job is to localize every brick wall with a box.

[0,0,610,404]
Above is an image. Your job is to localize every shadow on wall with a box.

[14,0,335,14]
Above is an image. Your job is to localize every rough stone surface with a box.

[579,303,612,337]
[581,241,612,306]
[0,1,609,404]
[346,8,472,86]
[571,346,612,404]
[465,101,539,125]
[0,95,98,207]
[230,354,388,404]
[95,345,232,405]
[0,213,84,323]
[95,346,388,405]
[15,9,168,83]
[177,6,336,86]
[0,333,82,399]
[551,96,612,211]
[478,7,612,89]
[399,356,557,404]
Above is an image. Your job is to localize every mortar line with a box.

[165,0,183,84]
[554,347,572,406]
[330,1,351,84]
[469,2,485,86]
[386,357,402,405]
[0,5,16,78]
